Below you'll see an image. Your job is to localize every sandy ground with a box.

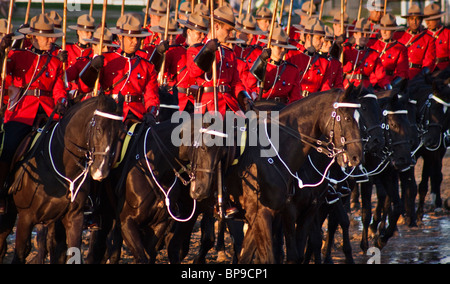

[3,149,450,264]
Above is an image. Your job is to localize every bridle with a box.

[263,100,361,189]
[48,109,123,202]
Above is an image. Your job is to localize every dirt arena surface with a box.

[3,150,450,264]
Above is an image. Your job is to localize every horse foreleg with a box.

[238,225,257,264]
[0,204,17,263]
[193,211,215,264]
[281,205,299,264]
[62,210,84,264]
[121,216,149,264]
[399,168,418,227]
[360,182,373,253]
[12,213,34,264]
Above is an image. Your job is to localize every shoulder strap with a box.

[105,56,142,93]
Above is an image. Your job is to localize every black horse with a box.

[290,88,385,264]
[359,92,413,252]
[190,87,363,264]
[0,94,124,264]
[87,112,226,264]
[415,68,450,220]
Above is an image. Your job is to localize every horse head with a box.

[327,85,363,169]
[88,94,125,181]
[356,88,385,156]
[179,112,226,201]
[378,93,413,171]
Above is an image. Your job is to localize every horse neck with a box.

[274,97,331,171]
[51,112,91,178]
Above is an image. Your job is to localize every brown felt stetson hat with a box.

[213,6,236,28]
[374,13,403,31]
[324,25,334,41]
[366,0,390,12]
[347,17,376,34]
[327,11,350,26]
[19,14,64,38]
[84,27,119,48]
[0,19,24,40]
[259,25,296,50]
[236,14,267,36]
[177,11,209,34]
[294,1,318,17]
[114,14,151,37]
[46,11,62,28]
[179,1,191,16]
[194,3,210,17]
[69,14,96,32]
[423,3,445,20]
[143,0,167,17]
[401,4,424,18]
[254,6,272,20]
[150,16,183,35]
[303,18,326,37]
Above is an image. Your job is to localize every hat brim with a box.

[177,19,208,34]
[424,12,445,20]
[19,27,64,38]
[347,29,377,34]
[373,24,404,31]
[226,38,245,44]
[400,14,424,18]
[259,38,297,49]
[149,26,183,35]
[293,9,319,17]
[84,38,120,48]
[68,25,96,32]
[111,28,152,37]
[235,25,267,36]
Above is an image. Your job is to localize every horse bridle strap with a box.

[93,110,124,121]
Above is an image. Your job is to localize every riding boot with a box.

[0,161,11,215]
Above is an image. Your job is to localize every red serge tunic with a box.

[342,45,389,89]
[4,48,67,125]
[371,39,409,81]
[395,29,436,78]
[427,26,450,70]
[186,42,246,116]
[258,60,302,103]
[99,52,159,120]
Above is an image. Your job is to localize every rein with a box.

[144,127,196,222]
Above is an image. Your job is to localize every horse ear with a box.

[115,93,125,115]
[342,82,355,102]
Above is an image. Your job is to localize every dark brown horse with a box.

[287,88,385,264]
[189,87,364,263]
[0,94,124,263]
[88,113,226,264]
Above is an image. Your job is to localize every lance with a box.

[93,0,108,97]
[191,0,194,13]
[208,0,224,218]
[121,0,125,16]
[239,0,244,19]
[174,0,180,21]
[319,0,325,20]
[89,0,94,17]
[257,0,278,100]
[0,0,15,110]
[143,0,150,29]
[41,0,45,14]
[357,0,363,21]
[340,0,344,63]
[384,0,387,15]
[24,0,32,25]
[286,0,293,37]
[279,0,285,25]
[62,0,68,89]
[247,0,252,14]
[157,0,171,85]
[309,0,314,15]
